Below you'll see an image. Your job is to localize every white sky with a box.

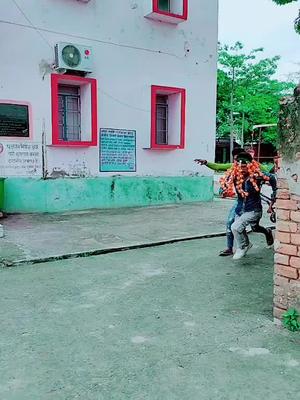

[218,0,300,81]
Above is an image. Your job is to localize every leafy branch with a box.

[272,0,297,5]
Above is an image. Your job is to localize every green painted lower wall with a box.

[3,176,213,213]
[0,178,4,210]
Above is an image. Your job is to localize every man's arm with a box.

[206,162,233,172]
[194,159,233,172]
[260,164,275,173]
[264,172,277,211]
[269,173,277,203]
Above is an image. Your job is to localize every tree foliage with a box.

[272,0,297,5]
[217,43,294,145]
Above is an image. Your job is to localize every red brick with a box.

[291,194,300,202]
[291,234,300,245]
[276,209,290,221]
[276,189,290,200]
[274,285,285,296]
[276,199,298,211]
[274,274,290,287]
[291,211,300,222]
[277,221,298,233]
[276,243,297,256]
[275,264,298,279]
[274,294,288,308]
[277,178,289,190]
[273,306,287,319]
[290,257,300,270]
[276,231,291,244]
[274,254,290,266]
[289,278,300,283]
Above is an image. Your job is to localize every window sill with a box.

[144,145,184,150]
[145,11,187,24]
[50,140,97,147]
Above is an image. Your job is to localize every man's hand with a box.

[267,204,274,214]
[194,159,207,165]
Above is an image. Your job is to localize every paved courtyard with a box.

[0,199,273,263]
[1,235,299,400]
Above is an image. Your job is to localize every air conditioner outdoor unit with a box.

[55,42,93,73]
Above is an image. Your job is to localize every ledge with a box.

[145,11,187,24]
[143,145,183,150]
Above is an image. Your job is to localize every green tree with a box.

[272,0,297,4]
[272,0,300,34]
[217,43,293,148]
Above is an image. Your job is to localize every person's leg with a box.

[232,211,262,259]
[219,203,236,256]
[251,223,274,246]
[231,214,249,251]
[226,205,236,249]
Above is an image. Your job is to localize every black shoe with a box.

[219,248,233,257]
[266,229,274,247]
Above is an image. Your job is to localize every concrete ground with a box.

[1,235,299,400]
[0,199,273,263]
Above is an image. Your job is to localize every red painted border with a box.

[151,85,186,150]
[51,74,98,147]
[153,0,188,20]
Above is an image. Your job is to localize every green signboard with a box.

[0,103,30,137]
[100,128,136,172]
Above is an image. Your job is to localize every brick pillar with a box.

[274,86,300,321]
[274,171,300,320]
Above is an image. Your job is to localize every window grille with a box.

[58,85,81,142]
[156,95,168,145]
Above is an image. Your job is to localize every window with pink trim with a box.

[51,74,98,147]
[151,85,186,150]
[146,0,188,24]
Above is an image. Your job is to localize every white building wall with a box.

[0,0,218,177]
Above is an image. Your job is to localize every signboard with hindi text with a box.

[0,141,42,177]
[0,103,30,137]
[100,128,136,172]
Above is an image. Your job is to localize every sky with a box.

[218,0,300,81]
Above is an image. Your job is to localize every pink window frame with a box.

[51,74,98,147]
[151,85,186,150]
[153,0,188,21]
